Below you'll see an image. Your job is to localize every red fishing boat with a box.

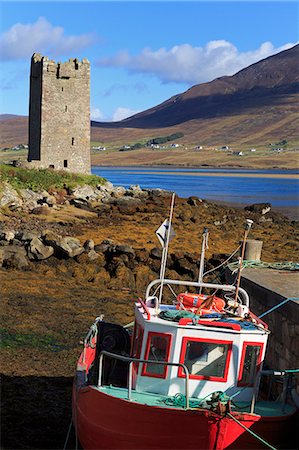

[72,195,298,449]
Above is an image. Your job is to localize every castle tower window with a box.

[65,105,68,112]
[72,137,75,146]
[61,87,64,92]
[49,164,55,169]
[64,160,68,168]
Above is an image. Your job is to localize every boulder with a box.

[0,230,15,242]
[0,246,29,269]
[87,250,100,261]
[244,203,271,215]
[187,196,203,206]
[126,185,148,199]
[111,186,126,198]
[27,237,54,260]
[19,189,43,205]
[72,185,100,201]
[17,231,41,242]
[61,237,85,257]
[0,184,22,209]
[83,239,95,251]
[42,232,84,258]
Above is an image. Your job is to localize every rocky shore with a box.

[1,180,298,449]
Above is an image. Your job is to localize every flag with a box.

[156,219,176,247]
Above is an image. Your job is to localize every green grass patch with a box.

[0,328,66,352]
[0,164,106,191]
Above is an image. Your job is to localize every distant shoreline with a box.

[123,170,299,179]
[92,163,299,173]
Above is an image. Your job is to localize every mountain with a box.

[93,44,299,129]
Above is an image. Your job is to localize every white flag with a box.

[156,219,175,247]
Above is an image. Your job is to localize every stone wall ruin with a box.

[28,53,91,174]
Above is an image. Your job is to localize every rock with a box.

[72,185,98,200]
[187,196,203,206]
[0,184,22,209]
[83,239,95,251]
[150,247,162,259]
[0,230,15,242]
[259,215,273,223]
[126,185,148,199]
[45,195,57,206]
[19,189,43,205]
[31,205,50,215]
[244,203,271,215]
[0,246,29,269]
[145,188,172,198]
[214,216,227,226]
[87,250,100,261]
[18,231,41,242]
[61,237,85,257]
[94,243,111,253]
[27,237,54,260]
[43,232,84,258]
[114,244,135,257]
[111,186,126,198]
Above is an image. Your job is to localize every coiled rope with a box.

[230,260,299,271]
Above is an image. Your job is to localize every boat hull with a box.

[73,385,297,450]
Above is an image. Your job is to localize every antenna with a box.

[234,219,253,304]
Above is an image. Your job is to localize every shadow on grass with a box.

[1,374,81,450]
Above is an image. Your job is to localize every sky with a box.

[0,1,298,122]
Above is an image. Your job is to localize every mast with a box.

[198,228,209,293]
[158,193,175,305]
[234,219,253,304]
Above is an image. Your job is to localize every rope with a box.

[203,244,241,278]
[226,412,277,450]
[164,393,277,449]
[229,260,299,272]
[63,419,73,450]
[259,298,299,318]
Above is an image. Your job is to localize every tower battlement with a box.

[28,53,91,174]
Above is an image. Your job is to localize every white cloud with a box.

[112,107,140,122]
[0,17,95,61]
[90,107,104,121]
[98,40,297,85]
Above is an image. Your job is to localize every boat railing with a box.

[145,278,250,307]
[251,369,297,414]
[98,350,191,409]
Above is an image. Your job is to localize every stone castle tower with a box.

[28,53,91,174]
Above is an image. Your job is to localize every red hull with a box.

[73,386,297,450]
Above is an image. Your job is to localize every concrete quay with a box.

[226,267,299,372]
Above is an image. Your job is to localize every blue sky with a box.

[0,1,298,121]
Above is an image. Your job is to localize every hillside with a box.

[91,44,299,148]
[1,45,298,166]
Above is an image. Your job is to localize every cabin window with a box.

[142,332,172,378]
[178,337,232,382]
[131,321,144,373]
[238,342,263,387]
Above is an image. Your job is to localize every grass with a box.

[0,164,106,191]
[0,328,66,352]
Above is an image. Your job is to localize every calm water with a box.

[92,166,299,208]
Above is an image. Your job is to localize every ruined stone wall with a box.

[28,53,91,174]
